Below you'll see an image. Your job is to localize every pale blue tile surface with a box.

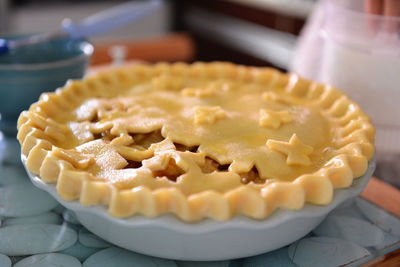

[63,210,81,225]
[0,183,58,217]
[313,215,385,247]
[52,204,67,215]
[13,253,81,267]
[63,221,84,231]
[0,135,21,166]
[177,260,231,267]
[0,224,77,256]
[83,247,177,267]
[0,166,30,185]
[8,256,25,265]
[0,253,11,267]
[79,228,111,249]
[242,247,295,267]
[356,198,400,237]
[2,212,62,226]
[59,241,100,262]
[288,237,370,267]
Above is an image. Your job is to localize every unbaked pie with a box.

[17,62,375,221]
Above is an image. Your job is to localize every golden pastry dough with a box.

[266,134,313,166]
[259,109,293,129]
[17,62,375,221]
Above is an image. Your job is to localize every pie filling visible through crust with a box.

[17,62,375,222]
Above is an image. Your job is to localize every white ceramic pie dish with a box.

[22,156,375,261]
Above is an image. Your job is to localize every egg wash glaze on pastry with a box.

[17,62,375,222]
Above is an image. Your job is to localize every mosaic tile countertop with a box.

[1,134,399,267]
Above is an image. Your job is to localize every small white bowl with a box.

[22,157,375,261]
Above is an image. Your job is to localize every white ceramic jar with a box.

[292,0,400,156]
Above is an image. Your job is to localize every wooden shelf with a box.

[90,33,195,66]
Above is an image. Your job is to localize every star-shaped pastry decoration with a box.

[194,106,226,125]
[266,134,313,166]
[259,109,293,129]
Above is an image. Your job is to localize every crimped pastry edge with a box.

[17,62,375,222]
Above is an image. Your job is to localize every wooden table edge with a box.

[361,177,400,218]
[360,178,400,266]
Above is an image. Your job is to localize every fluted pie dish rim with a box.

[22,156,375,260]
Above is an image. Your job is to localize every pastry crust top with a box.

[17,62,375,221]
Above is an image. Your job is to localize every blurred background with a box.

[0,0,398,189]
[0,0,314,68]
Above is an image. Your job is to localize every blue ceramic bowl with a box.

[0,35,93,135]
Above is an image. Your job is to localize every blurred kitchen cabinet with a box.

[172,0,317,70]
